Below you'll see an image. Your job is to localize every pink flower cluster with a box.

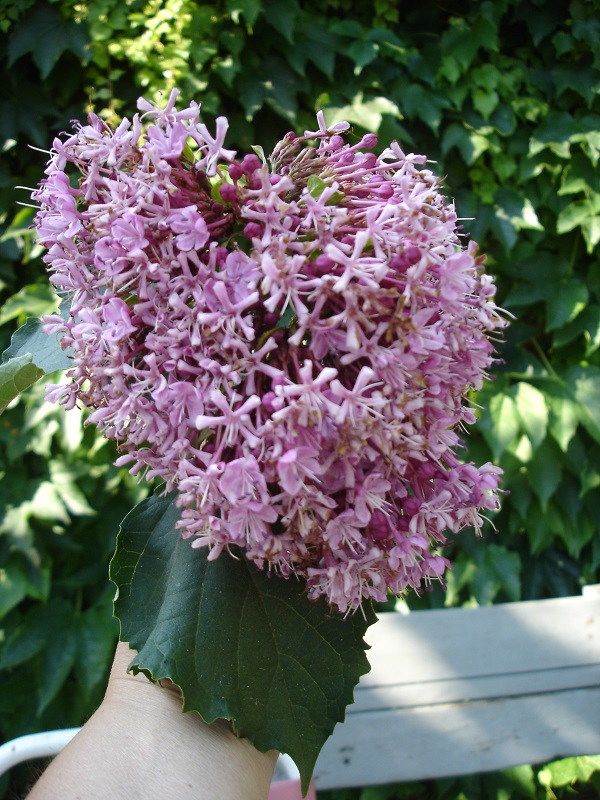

[34,90,506,613]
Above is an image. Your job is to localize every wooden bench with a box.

[1,586,599,796]
[314,584,600,790]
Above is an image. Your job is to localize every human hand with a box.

[27,642,278,800]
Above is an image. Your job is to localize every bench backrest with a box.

[314,585,600,790]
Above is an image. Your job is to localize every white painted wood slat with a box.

[314,588,600,790]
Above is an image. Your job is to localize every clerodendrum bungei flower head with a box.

[34,89,506,613]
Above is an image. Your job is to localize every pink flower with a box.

[35,91,506,613]
[277,447,322,495]
[169,207,210,251]
[102,298,137,342]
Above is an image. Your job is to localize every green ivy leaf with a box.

[526,440,562,511]
[581,446,600,497]
[265,0,299,44]
[473,88,499,120]
[48,459,96,516]
[511,382,548,449]
[7,4,90,78]
[0,600,73,670]
[479,391,520,460]
[323,94,402,134]
[553,64,597,105]
[38,611,79,714]
[474,543,521,603]
[526,507,556,555]
[398,83,446,132]
[557,195,600,252]
[546,390,580,452]
[529,112,578,159]
[0,558,29,618]
[539,756,600,788]
[111,493,375,794]
[567,365,600,444]
[552,304,600,354]
[491,187,544,252]
[294,23,339,80]
[77,605,119,698]
[347,39,379,72]
[226,0,263,28]
[545,280,589,331]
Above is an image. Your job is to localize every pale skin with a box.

[27,642,278,800]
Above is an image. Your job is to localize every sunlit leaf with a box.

[539,756,600,787]
[511,382,548,449]
[0,354,43,414]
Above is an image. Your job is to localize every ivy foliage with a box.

[321,757,600,800]
[0,0,599,796]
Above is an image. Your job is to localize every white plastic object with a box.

[0,728,80,776]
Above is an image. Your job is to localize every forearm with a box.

[27,644,277,800]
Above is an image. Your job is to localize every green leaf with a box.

[526,440,562,511]
[226,0,263,27]
[553,64,597,105]
[581,446,600,496]
[479,391,520,460]
[0,317,72,412]
[501,765,537,799]
[529,112,578,159]
[111,493,375,793]
[547,391,580,452]
[323,94,402,134]
[8,4,90,78]
[265,0,298,44]
[398,84,446,132]
[77,605,119,698]
[567,366,600,444]
[440,17,497,70]
[478,544,521,603]
[552,304,600,354]
[38,613,79,714]
[473,89,499,120]
[306,175,344,205]
[0,559,29,618]
[3,316,73,372]
[0,354,44,414]
[329,20,365,37]
[293,24,338,80]
[492,187,544,252]
[556,194,600,251]
[538,756,600,788]
[441,123,490,164]
[30,480,70,525]
[511,382,548,449]
[48,459,96,516]
[347,40,379,72]
[0,283,59,325]
[526,508,556,555]
[545,280,589,331]
[0,600,73,670]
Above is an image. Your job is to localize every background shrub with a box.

[1,1,599,796]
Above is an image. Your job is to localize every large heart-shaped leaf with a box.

[110,492,375,794]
